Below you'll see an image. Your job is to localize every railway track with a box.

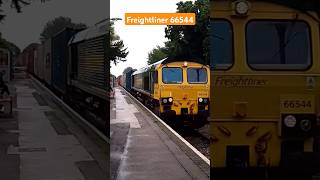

[175,125,210,159]
[120,87,210,160]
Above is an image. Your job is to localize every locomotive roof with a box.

[69,20,107,45]
[132,56,205,76]
[261,0,320,14]
[161,55,204,65]
[212,0,320,16]
[132,59,164,75]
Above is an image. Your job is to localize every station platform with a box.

[110,87,210,180]
[0,78,107,180]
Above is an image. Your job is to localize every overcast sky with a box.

[0,0,192,77]
[0,0,106,50]
[110,0,192,77]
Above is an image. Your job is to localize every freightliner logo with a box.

[215,76,268,88]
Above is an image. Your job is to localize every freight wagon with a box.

[110,74,116,88]
[0,48,11,82]
[122,67,136,91]
[43,38,52,86]
[35,44,44,81]
[52,28,82,95]
[29,20,108,133]
[117,75,123,87]
[23,43,39,75]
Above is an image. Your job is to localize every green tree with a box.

[147,45,167,65]
[40,16,87,41]
[109,21,128,65]
[0,33,20,55]
[0,0,49,21]
[164,0,209,64]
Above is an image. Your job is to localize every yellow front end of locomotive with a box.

[210,0,320,171]
[154,61,210,120]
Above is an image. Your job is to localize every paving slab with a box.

[111,87,209,180]
[2,79,107,180]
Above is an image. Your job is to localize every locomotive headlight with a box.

[198,98,203,103]
[183,61,188,67]
[163,98,168,103]
[203,98,208,103]
[284,115,297,128]
[300,119,312,132]
[168,97,173,102]
[235,0,249,15]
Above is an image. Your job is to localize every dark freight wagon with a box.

[110,74,116,88]
[20,20,108,133]
[0,48,11,82]
[22,43,39,75]
[117,75,123,87]
[51,28,81,95]
[43,39,52,86]
[35,44,44,81]
[122,68,136,91]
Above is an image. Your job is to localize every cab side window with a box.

[153,70,158,83]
